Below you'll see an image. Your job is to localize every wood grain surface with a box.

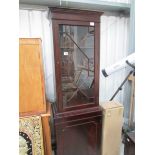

[19,38,46,114]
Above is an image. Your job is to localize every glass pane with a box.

[59,25,95,108]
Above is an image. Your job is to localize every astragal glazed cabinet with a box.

[49,7,103,155]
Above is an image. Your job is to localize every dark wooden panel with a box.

[52,103,102,124]
[54,110,102,155]
[124,132,135,155]
[63,122,97,155]
[49,7,103,22]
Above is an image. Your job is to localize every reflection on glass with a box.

[59,25,94,108]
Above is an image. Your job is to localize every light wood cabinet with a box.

[19,38,52,155]
[101,101,124,155]
[19,38,46,114]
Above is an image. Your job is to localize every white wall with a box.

[19,8,130,122]
[99,14,129,103]
[19,9,56,102]
[99,13,130,123]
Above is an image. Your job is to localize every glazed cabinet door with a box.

[59,24,95,108]
[52,19,100,112]
[56,116,102,155]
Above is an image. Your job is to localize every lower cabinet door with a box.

[56,116,102,155]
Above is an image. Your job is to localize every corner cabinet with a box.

[49,8,103,155]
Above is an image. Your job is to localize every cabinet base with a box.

[51,105,102,155]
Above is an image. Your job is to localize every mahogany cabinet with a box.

[49,8,103,155]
